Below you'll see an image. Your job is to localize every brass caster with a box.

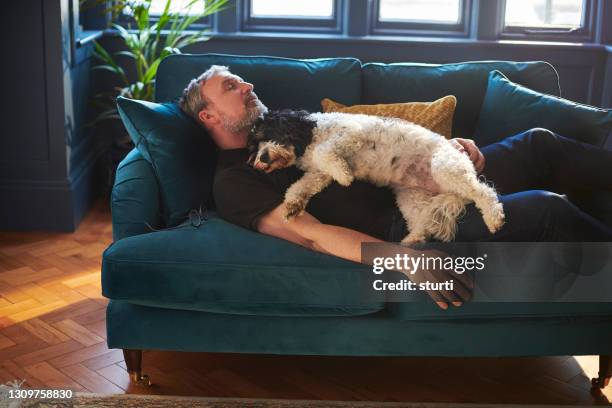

[130,372,152,387]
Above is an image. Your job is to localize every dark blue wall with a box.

[0,0,103,232]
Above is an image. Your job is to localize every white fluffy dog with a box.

[248,110,505,244]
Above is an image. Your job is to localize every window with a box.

[501,0,592,41]
[372,0,471,37]
[120,0,212,29]
[379,0,462,24]
[243,0,342,33]
[505,0,584,28]
[250,0,334,18]
[148,0,205,16]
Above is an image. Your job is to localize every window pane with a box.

[379,0,461,24]
[250,0,334,18]
[505,0,584,28]
[149,0,205,16]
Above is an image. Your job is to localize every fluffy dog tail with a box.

[425,193,468,242]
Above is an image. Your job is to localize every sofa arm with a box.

[111,148,162,241]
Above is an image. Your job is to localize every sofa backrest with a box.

[157,56,560,140]
[155,54,363,110]
[361,61,560,139]
[143,55,561,225]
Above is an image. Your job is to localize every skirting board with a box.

[0,153,105,232]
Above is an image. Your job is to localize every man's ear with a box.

[198,108,218,128]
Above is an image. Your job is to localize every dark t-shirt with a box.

[213,148,398,240]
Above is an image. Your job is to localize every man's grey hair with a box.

[179,65,229,124]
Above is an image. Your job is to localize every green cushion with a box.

[116,97,217,227]
[475,70,612,147]
[155,54,363,111]
[361,61,560,139]
[101,216,384,317]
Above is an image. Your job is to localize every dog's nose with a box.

[260,150,270,164]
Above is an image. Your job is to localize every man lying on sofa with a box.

[179,65,612,310]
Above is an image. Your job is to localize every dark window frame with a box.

[81,0,606,45]
[370,0,473,38]
[241,0,343,34]
[499,0,596,43]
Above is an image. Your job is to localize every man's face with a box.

[200,72,267,134]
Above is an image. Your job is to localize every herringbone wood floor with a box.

[0,200,611,405]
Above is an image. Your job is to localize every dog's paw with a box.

[334,172,354,187]
[483,203,505,233]
[283,200,306,221]
[401,233,426,246]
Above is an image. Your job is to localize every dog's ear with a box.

[246,123,260,151]
[248,117,265,138]
[254,128,267,142]
[246,151,257,166]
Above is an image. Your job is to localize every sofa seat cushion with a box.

[101,215,383,317]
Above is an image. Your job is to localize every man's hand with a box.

[450,138,485,174]
[398,248,474,310]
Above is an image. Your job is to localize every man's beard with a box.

[221,99,268,134]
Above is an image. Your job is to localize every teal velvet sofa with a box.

[102,54,612,389]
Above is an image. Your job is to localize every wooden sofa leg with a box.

[123,349,151,387]
[592,355,612,389]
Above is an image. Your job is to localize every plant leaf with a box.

[133,2,150,32]
[142,59,161,84]
[114,50,137,60]
[91,65,125,76]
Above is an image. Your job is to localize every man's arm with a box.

[257,204,381,262]
[257,205,472,309]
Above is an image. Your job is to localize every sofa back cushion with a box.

[155,54,363,110]
[117,97,217,227]
[475,70,612,147]
[361,61,560,140]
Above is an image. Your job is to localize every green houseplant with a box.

[83,0,228,187]
[90,0,228,122]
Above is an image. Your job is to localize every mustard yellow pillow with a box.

[321,95,457,138]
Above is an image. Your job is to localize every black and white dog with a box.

[248,109,504,243]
